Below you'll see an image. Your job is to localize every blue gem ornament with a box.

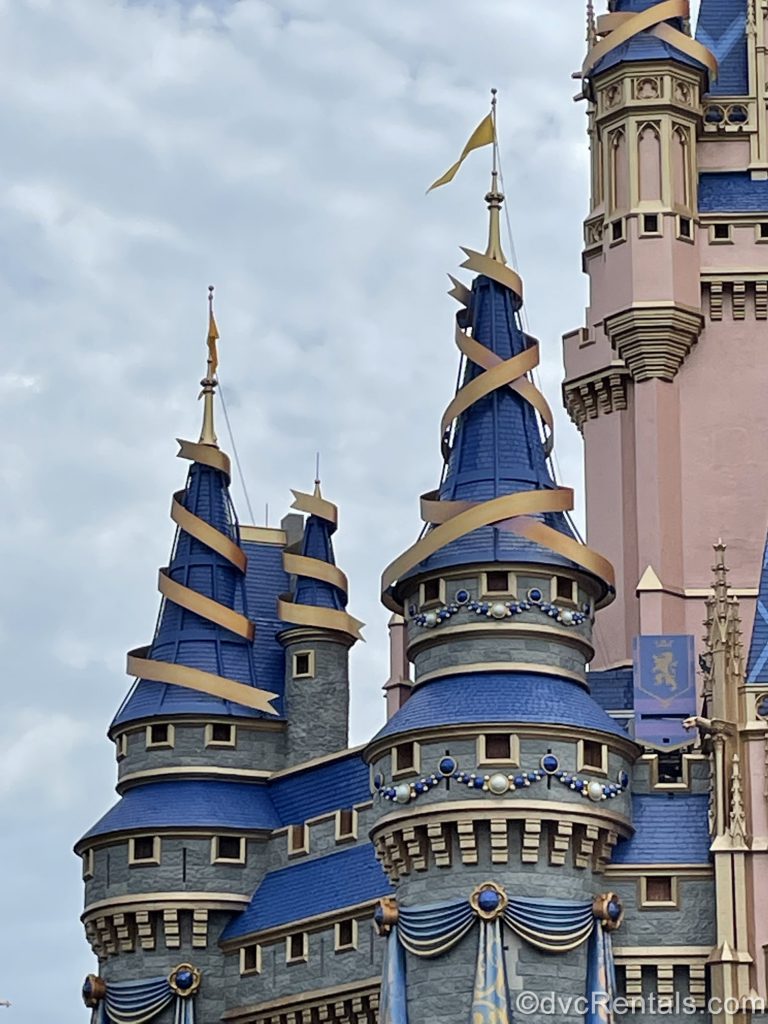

[477,887,501,914]
[618,770,629,790]
[607,898,622,921]
[455,589,470,604]
[527,587,543,603]
[439,756,457,776]
[541,754,559,774]
[175,970,194,991]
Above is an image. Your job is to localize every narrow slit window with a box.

[336,808,356,840]
[486,571,510,593]
[679,216,692,239]
[484,733,512,761]
[241,944,261,975]
[288,824,309,855]
[394,742,416,773]
[130,836,159,864]
[422,579,441,603]
[645,876,673,903]
[642,213,659,234]
[287,933,308,963]
[292,651,315,679]
[213,836,245,863]
[335,919,356,951]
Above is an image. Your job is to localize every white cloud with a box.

[3,0,595,1018]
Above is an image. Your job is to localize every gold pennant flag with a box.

[207,308,219,376]
[427,112,495,193]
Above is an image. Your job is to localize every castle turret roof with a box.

[381,176,614,609]
[113,293,280,728]
[746,536,768,684]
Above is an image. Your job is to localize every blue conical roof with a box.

[113,456,269,727]
[400,269,579,581]
[293,511,347,612]
[746,536,768,683]
[696,0,748,95]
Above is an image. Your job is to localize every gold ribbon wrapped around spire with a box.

[380,236,615,612]
[126,298,279,716]
[277,483,364,642]
[581,0,717,80]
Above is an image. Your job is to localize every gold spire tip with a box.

[484,90,506,264]
[199,284,220,447]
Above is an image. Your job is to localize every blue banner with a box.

[633,634,696,747]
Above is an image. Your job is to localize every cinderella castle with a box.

[77,2,768,1022]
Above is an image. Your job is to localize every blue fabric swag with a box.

[94,977,196,1024]
[379,894,617,1024]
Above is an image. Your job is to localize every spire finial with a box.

[199,285,220,447]
[484,89,506,265]
[314,451,322,497]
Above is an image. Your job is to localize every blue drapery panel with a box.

[504,897,596,952]
[472,919,511,1024]
[398,898,476,957]
[95,978,195,1024]
[379,925,408,1024]
[585,919,618,1024]
[378,892,619,1024]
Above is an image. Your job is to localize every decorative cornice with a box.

[604,303,704,381]
[83,891,249,920]
[116,765,272,793]
[562,361,631,431]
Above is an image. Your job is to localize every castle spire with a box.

[199,285,219,447]
[484,89,506,265]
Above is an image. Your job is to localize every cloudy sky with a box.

[0,0,695,1018]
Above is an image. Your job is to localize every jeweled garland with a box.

[374,753,630,806]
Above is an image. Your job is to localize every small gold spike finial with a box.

[484,89,506,265]
[314,451,322,497]
[199,285,219,447]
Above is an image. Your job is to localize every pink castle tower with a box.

[563,0,768,673]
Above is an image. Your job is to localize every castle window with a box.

[115,733,128,761]
[419,578,444,608]
[758,223,768,241]
[641,213,660,236]
[677,216,693,241]
[710,223,732,244]
[292,650,315,679]
[82,849,94,881]
[335,919,358,952]
[288,824,309,856]
[478,732,519,766]
[640,874,677,908]
[335,808,357,842]
[657,750,684,784]
[129,836,161,865]
[578,739,608,775]
[205,723,236,747]
[393,741,419,776]
[146,723,174,749]
[240,944,261,975]
[481,571,515,597]
[552,576,578,605]
[286,932,308,964]
[212,836,246,864]
[610,218,625,244]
